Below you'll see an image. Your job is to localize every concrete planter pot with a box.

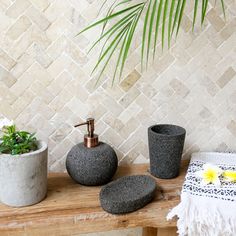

[0,141,48,207]
[148,124,186,179]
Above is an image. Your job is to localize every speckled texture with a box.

[0,141,48,207]
[100,175,156,214]
[148,124,186,179]
[66,142,118,186]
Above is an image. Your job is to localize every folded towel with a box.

[167,152,236,236]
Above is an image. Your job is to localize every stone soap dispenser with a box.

[66,118,118,186]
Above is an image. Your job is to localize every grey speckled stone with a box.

[99,175,156,214]
[148,124,186,179]
[0,141,48,207]
[66,142,118,186]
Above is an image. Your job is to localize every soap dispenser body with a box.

[66,142,118,186]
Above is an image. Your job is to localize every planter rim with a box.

[0,140,47,158]
[148,124,186,137]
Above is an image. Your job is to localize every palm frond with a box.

[176,0,187,36]
[141,0,151,70]
[79,0,226,85]
[95,24,130,86]
[100,0,132,37]
[162,0,170,49]
[201,0,209,25]
[168,0,176,48]
[192,0,199,30]
[147,0,158,63]
[119,7,144,79]
[77,2,145,35]
[171,0,182,36]
[220,0,226,19]
[153,0,164,59]
[88,8,140,53]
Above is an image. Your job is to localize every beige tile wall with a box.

[0,0,235,171]
[0,0,235,235]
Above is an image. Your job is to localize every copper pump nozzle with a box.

[74,118,99,148]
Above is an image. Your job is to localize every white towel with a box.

[167,152,236,236]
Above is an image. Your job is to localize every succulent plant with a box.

[0,125,38,155]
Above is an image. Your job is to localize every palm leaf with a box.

[88,8,140,53]
[77,2,145,35]
[100,0,132,37]
[100,0,119,37]
[162,0,169,49]
[147,0,158,65]
[95,25,130,86]
[176,0,186,36]
[112,27,130,84]
[168,0,176,48]
[220,0,226,19]
[91,23,130,74]
[141,1,151,70]
[120,7,144,79]
[171,0,182,36]
[113,9,143,83]
[192,0,199,30]
[97,10,142,65]
[153,0,164,59]
[201,0,209,25]
[78,0,227,85]
[94,5,144,83]
[98,0,109,15]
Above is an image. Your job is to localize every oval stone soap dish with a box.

[99,175,157,214]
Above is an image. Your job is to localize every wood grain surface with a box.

[0,161,189,236]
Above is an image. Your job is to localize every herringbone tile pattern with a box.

[0,0,236,171]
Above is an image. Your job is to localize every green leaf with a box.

[176,0,186,36]
[153,0,164,59]
[100,0,132,38]
[77,0,227,85]
[0,145,10,154]
[89,8,140,54]
[95,24,130,86]
[98,0,110,15]
[112,25,130,84]
[120,7,143,79]
[192,0,199,30]
[201,0,209,25]
[141,1,151,70]
[204,0,209,23]
[77,2,145,35]
[100,0,119,38]
[162,0,169,50]
[201,0,205,25]
[92,26,127,75]
[147,0,158,65]
[168,0,176,48]
[220,0,226,20]
[0,125,38,155]
[171,0,182,36]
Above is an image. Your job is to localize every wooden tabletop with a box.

[0,161,189,236]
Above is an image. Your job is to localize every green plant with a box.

[79,0,226,84]
[0,125,38,155]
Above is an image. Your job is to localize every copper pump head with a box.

[74,118,99,148]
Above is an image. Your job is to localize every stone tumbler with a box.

[148,124,186,179]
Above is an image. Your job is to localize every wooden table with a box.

[0,161,189,236]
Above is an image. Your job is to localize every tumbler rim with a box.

[149,124,186,137]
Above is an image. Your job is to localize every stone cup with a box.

[148,124,186,179]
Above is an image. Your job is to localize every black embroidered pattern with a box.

[183,160,236,202]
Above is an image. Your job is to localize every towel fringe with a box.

[167,193,236,236]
